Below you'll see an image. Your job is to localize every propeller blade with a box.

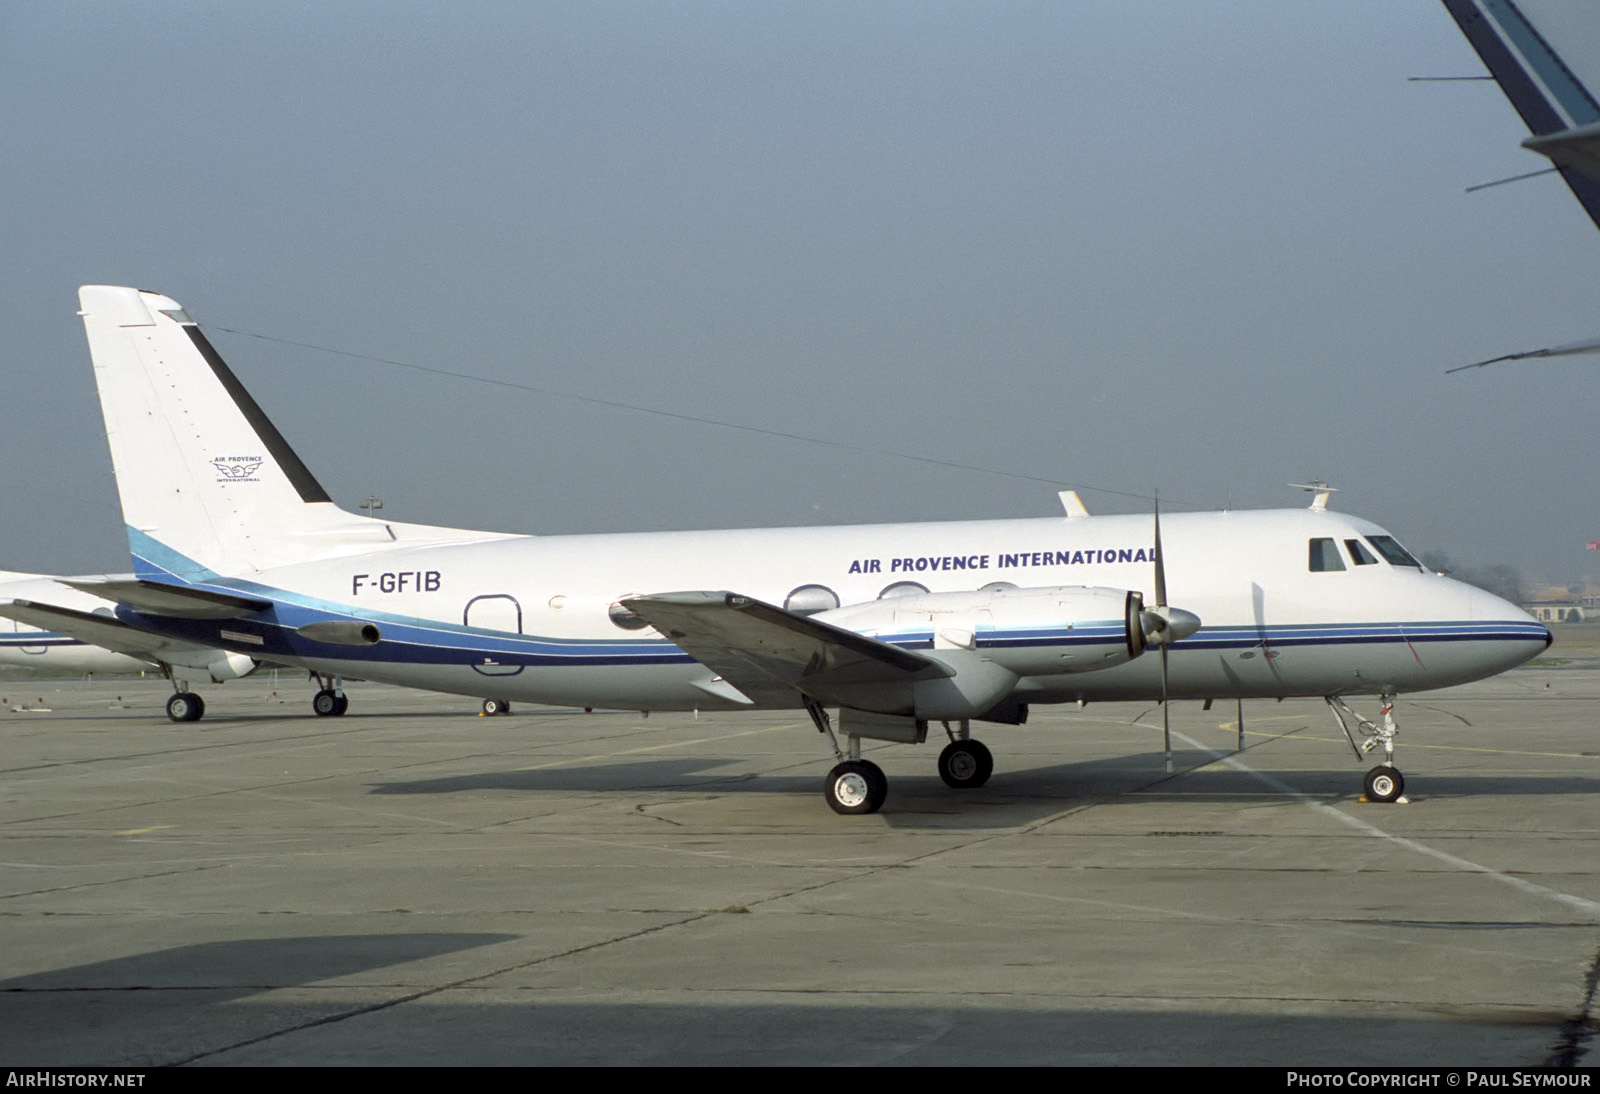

[1161,643,1172,774]
[1153,497,1167,608]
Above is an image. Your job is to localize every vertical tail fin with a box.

[79,286,478,582]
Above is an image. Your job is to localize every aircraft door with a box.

[10,619,47,656]
[464,594,524,677]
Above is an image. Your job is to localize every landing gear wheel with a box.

[482,698,511,716]
[824,760,888,815]
[166,692,204,723]
[313,689,347,717]
[1363,765,1404,803]
[938,739,994,789]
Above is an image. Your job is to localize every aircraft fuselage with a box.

[124,507,1547,713]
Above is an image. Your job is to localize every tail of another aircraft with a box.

[1441,0,1600,230]
[79,286,497,583]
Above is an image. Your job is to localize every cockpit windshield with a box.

[1345,539,1378,565]
[1364,535,1421,568]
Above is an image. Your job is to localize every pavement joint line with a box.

[1173,729,1600,920]
[0,862,231,902]
[511,721,807,772]
[164,908,725,1066]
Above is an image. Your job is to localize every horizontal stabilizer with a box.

[61,578,271,619]
[623,591,953,705]
[1,599,220,662]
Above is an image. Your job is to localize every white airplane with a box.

[0,287,1550,814]
[0,571,152,676]
[0,567,516,719]
[0,569,257,704]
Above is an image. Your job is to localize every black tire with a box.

[312,689,342,717]
[482,698,510,716]
[938,739,994,788]
[332,693,349,716]
[824,760,888,815]
[1363,765,1404,803]
[166,692,203,723]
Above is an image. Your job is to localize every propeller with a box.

[1138,498,1201,774]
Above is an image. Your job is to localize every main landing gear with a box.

[1326,692,1406,803]
[161,665,205,723]
[805,702,996,815]
[166,689,204,722]
[937,723,993,789]
[825,760,889,816]
[311,672,348,717]
[159,666,352,722]
[481,698,512,716]
[805,699,889,815]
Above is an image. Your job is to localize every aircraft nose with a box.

[1453,578,1551,665]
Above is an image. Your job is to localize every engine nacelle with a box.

[819,585,1146,677]
[164,649,258,682]
[813,586,1147,722]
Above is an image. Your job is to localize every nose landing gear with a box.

[1363,764,1405,804]
[1327,693,1408,803]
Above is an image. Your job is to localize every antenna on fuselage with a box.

[1289,481,1338,511]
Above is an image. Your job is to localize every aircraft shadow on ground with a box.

[0,938,1575,1066]
[365,750,1600,820]
[0,933,515,995]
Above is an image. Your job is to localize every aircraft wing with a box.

[60,578,271,619]
[623,591,953,705]
[0,599,221,663]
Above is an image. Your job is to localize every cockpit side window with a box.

[1308,538,1346,572]
[1344,538,1379,565]
[1364,535,1421,568]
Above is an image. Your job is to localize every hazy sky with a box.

[3,2,1596,584]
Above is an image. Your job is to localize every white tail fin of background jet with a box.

[79,286,507,583]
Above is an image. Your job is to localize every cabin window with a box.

[784,584,840,615]
[1364,535,1421,568]
[1344,539,1379,565]
[1308,538,1346,572]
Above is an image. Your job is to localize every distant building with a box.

[1526,601,1587,623]
[1524,582,1600,623]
